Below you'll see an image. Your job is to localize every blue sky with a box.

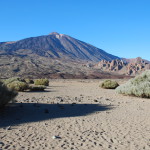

[0,0,150,60]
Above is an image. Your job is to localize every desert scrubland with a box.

[0,79,150,150]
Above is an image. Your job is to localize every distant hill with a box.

[0,32,119,62]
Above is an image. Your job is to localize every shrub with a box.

[7,81,28,92]
[4,77,23,85]
[0,79,5,83]
[100,79,119,89]
[24,78,34,84]
[0,82,18,107]
[29,85,46,91]
[116,70,150,98]
[34,79,49,86]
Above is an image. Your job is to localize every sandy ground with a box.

[0,79,150,150]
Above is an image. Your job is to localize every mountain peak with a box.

[48,32,64,39]
[0,32,119,62]
[49,32,60,35]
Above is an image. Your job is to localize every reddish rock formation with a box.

[95,57,150,75]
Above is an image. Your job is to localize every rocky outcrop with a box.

[95,59,126,71]
[122,57,150,64]
[95,57,150,75]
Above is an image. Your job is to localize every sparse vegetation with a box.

[7,81,28,92]
[34,79,49,86]
[1,77,48,92]
[100,79,119,89]
[0,81,18,107]
[116,70,150,98]
[29,85,46,91]
[24,78,34,84]
[4,77,24,85]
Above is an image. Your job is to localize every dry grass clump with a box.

[0,81,18,107]
[29,85,46,91]
[116,70,150,98]
[100,80,119,89]
[34,79,49,86]
[7,81,28,92]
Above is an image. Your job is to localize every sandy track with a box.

[0,79,150,150]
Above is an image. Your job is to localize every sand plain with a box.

[0,79,150,150]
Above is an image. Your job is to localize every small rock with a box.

[57,125,61,129]
[5,126,11,130]
[94,99,98,102]
[71,103,76,106]
[52,136,61,139]
[0,142,4,146]
[110,139,114,143]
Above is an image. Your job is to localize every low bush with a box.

[24,78,34,84]
[116,70,150,98]
[0,79,5,83]
[100,80,119,89]
[0,82,18,107]
[4,77,23,85]
[7,81,28,92]
[34,79,49,86]
[29,85,46,91]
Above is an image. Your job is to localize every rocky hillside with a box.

[95,57,150,75]
[0,32,119,62]
[122,57,150,64]
[1,32,148,78]
[0,55,130,79]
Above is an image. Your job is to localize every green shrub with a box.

[34,79,49,86]
[100,80,119,89]
[0,79,5,83]
[116,70,150,98]
[24,78,34,84]
[29,85,46,91]
[4,77,24,85]
[0,82,18,107]
[7,81,28,92]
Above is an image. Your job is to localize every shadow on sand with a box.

[0,103,113,128]
[25,90,57,93]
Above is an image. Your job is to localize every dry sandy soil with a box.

[0,79,150,150]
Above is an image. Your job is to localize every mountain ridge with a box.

[0,32,149,78]
[0,32,119,62]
